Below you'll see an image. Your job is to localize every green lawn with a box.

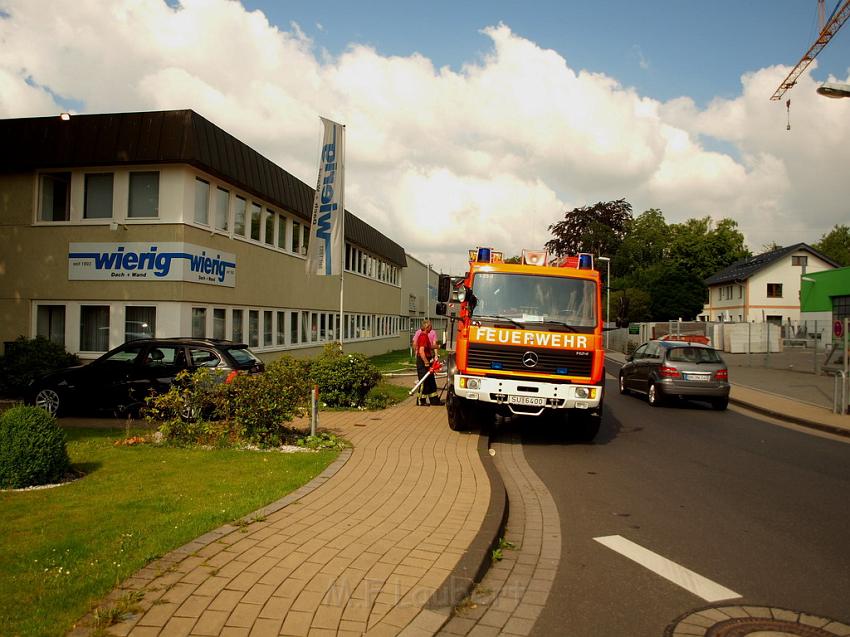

[368,348,417,373]
[0,427,339,637]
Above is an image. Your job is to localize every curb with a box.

[728,396,850,439]
[425,429,509,614]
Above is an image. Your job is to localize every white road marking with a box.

[594,535,741,602]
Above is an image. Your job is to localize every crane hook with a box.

[786,99,791,131]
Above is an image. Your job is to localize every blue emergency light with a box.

[578,253,593,269]
[476,247,492,263]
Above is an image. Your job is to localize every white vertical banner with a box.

[306,117,345,276]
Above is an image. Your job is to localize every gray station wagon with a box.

[619,340,730,410]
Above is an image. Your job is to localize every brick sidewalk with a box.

[72,399,490,636]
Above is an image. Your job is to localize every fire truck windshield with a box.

[470,272,597,327]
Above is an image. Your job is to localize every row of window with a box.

[36,303,406,353]
[715,283,784,301]
[41,171,159,221]
[38,169,401,287]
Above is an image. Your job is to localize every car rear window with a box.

[666,347,722,363]
[227,346,261,367]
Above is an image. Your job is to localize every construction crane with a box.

[770,0,850,100]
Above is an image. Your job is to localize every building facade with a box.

[0,110,417,361]
[700,244,838,324]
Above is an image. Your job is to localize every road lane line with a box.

[593,535,741,602]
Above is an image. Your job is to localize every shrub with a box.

[309,343,382,408]
[0,336,80,398]
[230,357,311,445]
[0,405,70,488]
[145,357,311,447]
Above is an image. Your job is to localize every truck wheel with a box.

[447,387,471,431]
[573,411,601,442]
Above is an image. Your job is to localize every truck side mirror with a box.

[435,302,448,316]
[438,274,451,303]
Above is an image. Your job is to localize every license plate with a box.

[685,373,710,381]
[508,395,545,406]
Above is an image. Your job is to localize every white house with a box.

[700,243,838,324]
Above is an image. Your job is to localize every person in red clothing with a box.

[415,320,441,406]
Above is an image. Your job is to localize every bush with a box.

[0,336,80,398]
[0,405,70,488]
[145,357,311,447]
[309,343,382,408]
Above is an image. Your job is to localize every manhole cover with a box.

[665,606,850,637]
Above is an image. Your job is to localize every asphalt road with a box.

[499,365,850,637]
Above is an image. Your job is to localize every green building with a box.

[800,266,850,345]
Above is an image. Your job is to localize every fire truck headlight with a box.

[460,377,480,390]
[575,387,589,399]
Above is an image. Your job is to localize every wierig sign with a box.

[68,243,236,287]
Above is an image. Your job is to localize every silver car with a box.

[619,340,730,410]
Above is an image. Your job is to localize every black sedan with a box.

[618,339,730,410]
[29,338,264,417]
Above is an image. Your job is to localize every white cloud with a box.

[1,0,848,274]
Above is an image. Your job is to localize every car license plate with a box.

[508,395,545,406]
[685,373,710,381]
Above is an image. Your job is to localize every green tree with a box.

[545,199,633,257]
[813,224,850,266]
[666,217,750,281]
[613,208,669,277]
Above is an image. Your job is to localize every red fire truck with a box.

[436,248,606,440]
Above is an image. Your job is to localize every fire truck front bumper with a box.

[453,375,602,416]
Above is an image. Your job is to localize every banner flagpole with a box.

[339,126,345,350]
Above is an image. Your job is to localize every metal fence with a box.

[607,320,836,375]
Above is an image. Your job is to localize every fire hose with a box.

[408,356,443,396]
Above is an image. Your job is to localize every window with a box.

[291,312,299,344]
[301,310,309,342]
[277,215,287,249]
[128,172,159,217]
[767,283,783,298]
[250,203,261,241]
[194,178,210,225]
[292,221,301,254]
[320,314,326,341]
[264,310,273,346]
[302,223,309,253]
[192,308,206,338]
[40,172,71,221]
[84,173,114,219]
[265,209,275,246]
[232,309,244,343]
[234,196,246,236]
[189,348,220,368]
[214,187,229,231]
[345,243,351,270]
[277,311,286,345]
[248,310,259,347]
[213,308,226,340]
[80,305,110,351]
[792,255,808,267]
[125,306,155,342]
[37,305,65,346]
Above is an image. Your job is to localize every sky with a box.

[2,0,850,275]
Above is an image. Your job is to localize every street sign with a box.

[835,320,844,339]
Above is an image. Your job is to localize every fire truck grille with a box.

[467,343,593,377]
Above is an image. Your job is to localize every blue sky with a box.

[2,0,850,273]
[246,0,850,107]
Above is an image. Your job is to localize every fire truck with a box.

[435,247,606,440]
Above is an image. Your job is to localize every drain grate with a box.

[665,606,850,637]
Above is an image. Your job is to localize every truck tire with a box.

[573,411,601,442]
[447,386,472,431]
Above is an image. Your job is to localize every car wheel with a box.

[712,397,729,411]
[618,373,630,395]
[647,383,664,407]
[35,387,62,417]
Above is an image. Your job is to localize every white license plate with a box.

[685,373,710,381]
[508,395,545,406]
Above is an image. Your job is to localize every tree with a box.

[613,208,669,277]
[813,224,850,266]
[666,217,750,281]
[545,199,633,258]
